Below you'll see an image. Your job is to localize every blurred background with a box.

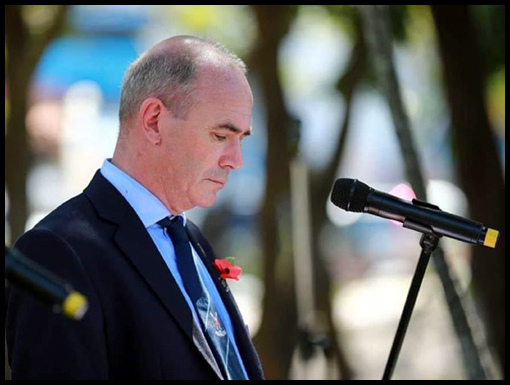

[5,5,505,380]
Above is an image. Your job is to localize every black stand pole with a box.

[382,233,440,380]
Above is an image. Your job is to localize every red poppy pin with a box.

[213,257,242,281]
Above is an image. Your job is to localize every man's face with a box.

[159,67,253,213]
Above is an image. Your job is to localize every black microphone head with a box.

[331,178,371,212]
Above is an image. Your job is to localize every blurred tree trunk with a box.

[431,5,505,377]
[361,5,494,379]
[5,5,31,246]
[5,5,68,243]
[309,16,367,381]
[249,5,298,380]
[5,5,68,381]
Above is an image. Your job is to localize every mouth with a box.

[208,179,226,187]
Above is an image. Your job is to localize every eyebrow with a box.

[215,123,252,138]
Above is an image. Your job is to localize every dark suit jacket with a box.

[6,171,264,380]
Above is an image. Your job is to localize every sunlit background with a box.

[5,5,505,380]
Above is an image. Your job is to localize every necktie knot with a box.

[158,217,189,244]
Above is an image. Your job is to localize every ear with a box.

[138,97,166,145]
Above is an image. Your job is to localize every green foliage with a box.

[471,5,505,74]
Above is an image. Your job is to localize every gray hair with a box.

[119,37,247,128]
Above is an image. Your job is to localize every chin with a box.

[193,194,217,208]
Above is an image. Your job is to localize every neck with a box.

[112,146,191,215]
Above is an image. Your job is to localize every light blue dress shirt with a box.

[100,159,248,379]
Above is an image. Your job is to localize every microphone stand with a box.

[382,230,440,380]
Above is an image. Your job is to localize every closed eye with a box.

[214,134,227,142]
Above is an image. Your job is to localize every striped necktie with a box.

[159,217,246,380]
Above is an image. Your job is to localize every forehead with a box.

[190,66,253,128]
[197,65,252,102]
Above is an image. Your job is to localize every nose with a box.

[219,140,244,170]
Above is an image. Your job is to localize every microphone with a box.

[330,179,499,248]
[5,246,89,320]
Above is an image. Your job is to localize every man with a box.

[6,36,264,380]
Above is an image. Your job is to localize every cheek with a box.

[191,148,222,174]
[178,156,210,187]
[168,134,223,183]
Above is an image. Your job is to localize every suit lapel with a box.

[84,171,223,379]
